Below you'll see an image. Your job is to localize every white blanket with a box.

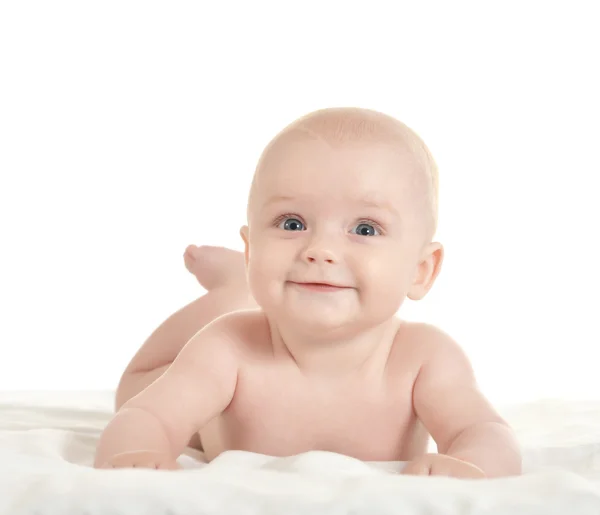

[1,391,600,514]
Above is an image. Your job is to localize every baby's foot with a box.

[184,245,248,291]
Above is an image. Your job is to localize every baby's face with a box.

[242,135,430,334]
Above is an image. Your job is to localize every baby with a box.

[94,107,522,478]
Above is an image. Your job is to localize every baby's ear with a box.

[239,225,250,267]
[407,242,444,301]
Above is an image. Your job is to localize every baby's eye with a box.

[351,222,380,236]
[278,217,306,231]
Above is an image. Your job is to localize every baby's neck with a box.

[268,317,399,379]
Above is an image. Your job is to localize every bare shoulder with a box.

[393,320,473,372]
[395,320,454,344]
[165,309,268,379]
[188,308,271,354]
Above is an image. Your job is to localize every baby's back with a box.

[199,311,431,462]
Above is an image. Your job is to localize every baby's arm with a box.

[94,314,240,469]
[407,325,522,478]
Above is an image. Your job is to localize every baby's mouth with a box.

[289,281,350,292]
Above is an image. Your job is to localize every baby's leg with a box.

[115,245,255,448]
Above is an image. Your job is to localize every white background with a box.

[1,1,598,403]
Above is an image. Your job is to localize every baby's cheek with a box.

[248,263,270,295]
[367,257,408,300]
[247,248,284,302]
[364,254,401,285]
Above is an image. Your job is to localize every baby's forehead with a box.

[256,135,426,198]
[247,108,438,232]
[251,154,426,231]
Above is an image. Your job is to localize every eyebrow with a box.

[357,195,400,217]
[263,195,295,206]
[263,194,399,217]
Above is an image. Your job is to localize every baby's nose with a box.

[302,245,337,264]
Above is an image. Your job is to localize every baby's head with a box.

[241,107,443,335]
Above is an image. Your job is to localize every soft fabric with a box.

[1,391,600,514]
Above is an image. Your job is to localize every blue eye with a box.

[352,222,379,236]
[279,217,305,231]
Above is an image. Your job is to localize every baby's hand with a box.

[402,453,485,479]
[99,450,181,470]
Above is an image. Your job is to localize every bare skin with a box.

[98,108,522,479]
[115,245,256,449]
[106,245,518,477]
[116,246,428,460]
[115,244,254,406]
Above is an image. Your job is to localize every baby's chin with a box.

[271,298,362,332]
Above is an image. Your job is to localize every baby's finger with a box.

[431,461,485,479]
[401,460,431,476]
[456,464,486,479]
[134,460,158,469]
[159,460,181,470]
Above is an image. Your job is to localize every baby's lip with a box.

[289,280,350,289]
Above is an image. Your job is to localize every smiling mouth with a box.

[289,282,350,292]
